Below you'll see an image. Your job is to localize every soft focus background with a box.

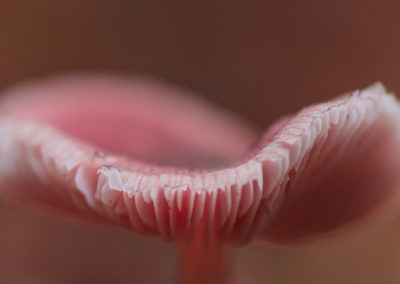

[1,0,400,127]
[1,1,400,283]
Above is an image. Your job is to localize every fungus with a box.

[1,74,400,283]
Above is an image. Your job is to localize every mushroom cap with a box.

[1,74,399,244]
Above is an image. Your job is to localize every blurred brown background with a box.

[1,1,400,283]
[1,0,399,127]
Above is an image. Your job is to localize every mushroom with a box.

[1,74,400,283]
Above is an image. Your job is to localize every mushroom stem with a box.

[180,241,230,284]
[180,217,231,284]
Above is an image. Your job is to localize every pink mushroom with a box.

[1,74,400,283]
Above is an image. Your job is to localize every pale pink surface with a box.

[1,75,400,246]
[0,74,256,168]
